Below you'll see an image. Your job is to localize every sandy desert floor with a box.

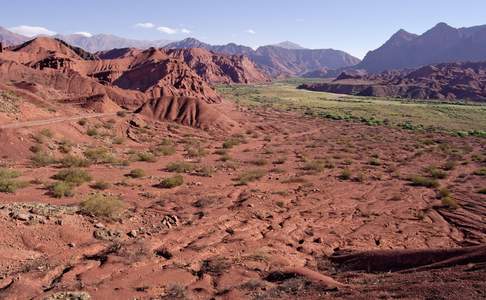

[0,97,485,299]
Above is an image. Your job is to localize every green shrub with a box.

[80,194,124,219]
[86,128,98,137]
[137,152,157,162]
[78,118,87,126]
[0,177,28,193]
[473,167,486,176]
[52,168,92,186]
[235,169,266,185]
[409,176,439,188]
[151,145,176,156]
[273,157,287,165]
[128,169,145,178]
[438,188,451,198]
[442,160,457,171]
[116,111,127,117]
[59,155,91,168]
[222,135,246,149]
[84,147,116,164]
[91,181,111,190]
[441,196,459,209]
[369,158,381,166]
[166,161,194,173]
[40,128,53,138]
[112,137,125,145]
[31,152,55,167]
[249,158,268,166]
[58,139,73,154]
[158,175,184,189]
[185,144,207,158]
[302,160,325,172]
[49,181,74,198]
[194,166,213,177]
[338,169,352,180]
[0,168,21,179]
[425,166,447,179]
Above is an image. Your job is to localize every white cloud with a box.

[157,26,177,34]
[73,31,93,37]
[9,25,56,37]
[245,29,256,34]
[135,22,155,29]
[181,28,192,34]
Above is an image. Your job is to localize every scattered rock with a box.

[93,228,121,241]
[45,291,91,300]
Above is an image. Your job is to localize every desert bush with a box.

[235,169,266,185]
[158,175,184,189]
[338,169,352,180]
[112,137,125,145]
[302,160,325,172]
[151,145,176,156]
[441,196,459,209]
[86,128,98,137]
[478,188,486,194]
[48,181,74,198]
[80,193,124,219]
[438,188,451,198]
[116,110,127,117]
[40,128,53,138]
[184,144,207,158]
[0,168,27,193]
[91,181,111,190]
[369,158,381,166]
[222,135,246,149]
[424,166,447,179]
[442,160,457,171]
[137,152,157,162]
[78,118,87,126]
[58,139,73,154]
[194,166,213,177]
[249,158,268,166]
[0,168,21,179]
[473,167,486,176]
[52,168,92,186]
[166,161,194,173]
[84,147,116,164]
[201,257,231,276]
[272,157,286,164]
[31,152,55,167]
[127,169,146,178]
[409,176,439,188]
[59,155,91,168]
[219,153,232,162]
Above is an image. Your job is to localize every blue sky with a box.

[1,0,486,58]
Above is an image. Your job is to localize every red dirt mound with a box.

[298,61,486,102]
[135,96,235,130]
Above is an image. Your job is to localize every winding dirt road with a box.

[0,112,119,130]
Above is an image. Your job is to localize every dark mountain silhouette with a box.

[357,22,486,73]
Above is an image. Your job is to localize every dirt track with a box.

[0,112,119,130]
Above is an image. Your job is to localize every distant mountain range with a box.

[356,22,486,73]
[54,34,173,52]
[0,26,29,46]
[165,38,360,77]
[0,27,360,77]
